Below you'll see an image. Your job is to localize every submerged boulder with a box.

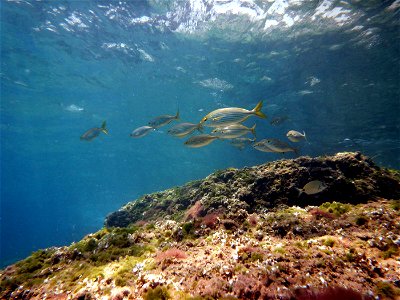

[105,152,400,228]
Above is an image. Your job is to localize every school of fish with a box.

[80,100,327,195]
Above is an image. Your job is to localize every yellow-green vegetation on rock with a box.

[273,246,286,255]
[381,243,399,259]
[390,199,400,211]
[322,237,335,247]
[114,256,145,287]
[375,280,400,299]
[143,285,171,300]
[320,201,351,216]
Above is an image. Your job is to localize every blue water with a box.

[1,0,399,267]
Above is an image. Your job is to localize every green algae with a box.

[320,201,351,216]
[375,281,400,299]
[182,222,196,238]
[381,244,399,259]
[0,248,56,291]
[143,286,171,300]
[294,241,309,250]
[273,246,286,255]
[73,238,98,253]
[15,249,52,273]
[238,248,265,263]
[323,237,335,247]
[390,199,400,211]
[344,248,358,262]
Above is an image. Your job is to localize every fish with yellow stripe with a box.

[200,100,267,127]
[80,121,108,141]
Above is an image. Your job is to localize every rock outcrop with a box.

[105,152,400,228]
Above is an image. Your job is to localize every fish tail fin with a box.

[296,188,304,197]
[252,100,267,119]
[294,147,300,156]
[175,109,180,120]
[101,121,109,135]
[250,124,257,137]
[197,123,204,133]
[303,131,308,142]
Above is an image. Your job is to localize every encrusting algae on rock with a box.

[1,152,400,300]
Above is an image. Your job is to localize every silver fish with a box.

[184,134,219,148]
[253,138,297,154]
[299,180,327,195]
[287,130,307,142]
[200,101,266,127]
[230,137,256,150]
[168,122,203,138]
[212,124,256,139]
[148,110,179,128]
[80,121,108,141]
[252,140,277,153]
[130,126,155,138]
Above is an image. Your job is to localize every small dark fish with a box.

[148,110,179,128]
[80,121,108,141]
[270,116,288,126]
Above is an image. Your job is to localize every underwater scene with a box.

[1,0,399,299]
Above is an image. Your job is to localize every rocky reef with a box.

[106,152,400,227]
[1,152,399,300]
